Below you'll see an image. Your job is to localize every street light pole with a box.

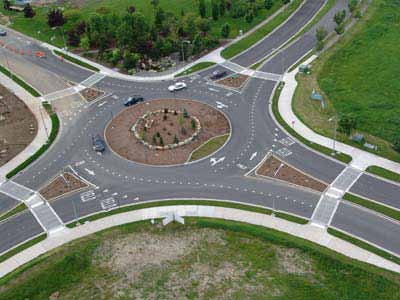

[181,40,190,62]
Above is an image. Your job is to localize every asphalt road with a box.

[0,0,399,259]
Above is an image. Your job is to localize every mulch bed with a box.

[80,87,105,102]
[0,84,37,167]
[256,155,328,192]
[216,74,249,89]
[39,172,88,201]
[105,99,230,165]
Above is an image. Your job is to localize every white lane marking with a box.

[250,152,257,161]
[84,168,95,176]
[210,156,225,166]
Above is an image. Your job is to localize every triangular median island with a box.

[256,154,328,193]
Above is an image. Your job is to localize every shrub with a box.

[191,119,196,130]
[174,135,179,144]
[221,23,230,38]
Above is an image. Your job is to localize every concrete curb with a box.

[278,55,400,173]
[0,73,51,181]
[0,205,399,279]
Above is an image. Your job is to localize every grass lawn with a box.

[189,134,229,161]
[1,218,399,300]
[366,165,400,184]
[293,0,400,162]
[343,193,400,222]
[221,0,303,59]
[175,61,215,77]
[1,0,286,49]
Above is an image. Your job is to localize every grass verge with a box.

[67,199,273,228]
[366,166,400,184]
[6,102,60,179]
[328,227,400,266]
[0,203,27,223]
[189,134,229,161]
[53,50,100,72]
[274,212,308,224]
[221,0,303,59]
[343,193,400,222]
[175,62,215,77]
[0,64,41,97]
[271,82,352,163]
[0,234,47,264]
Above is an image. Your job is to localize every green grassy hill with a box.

[318,0,400,145]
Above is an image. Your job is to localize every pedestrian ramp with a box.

[0,180,35,202]
[80,73,106,88]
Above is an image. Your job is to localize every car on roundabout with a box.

[168,82,187,92]
[123,95,144,106]
[92,135,106,153]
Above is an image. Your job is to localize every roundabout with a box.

[105,99,231,166]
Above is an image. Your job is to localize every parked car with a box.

[123,95,144,106]
[210,70,227,80]
[92,135,106,152]
[0,30,7,37]
[168,82,187,92]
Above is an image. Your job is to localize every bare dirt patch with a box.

[105,99,230,165]
[275,247,313,275]
[216,74,249,89]
[80,87,105,102]
[39,172,88,201]
[0,84,37,167]
[257,155,327,192]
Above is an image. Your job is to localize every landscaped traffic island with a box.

[105,99,230,165]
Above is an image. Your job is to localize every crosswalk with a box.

[219,61,282,82]
[311,167,363,227]
[0,180,64,234]
[80,73,106,88]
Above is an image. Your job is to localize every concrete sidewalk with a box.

[279,55,400,173]
[0,205,399,278]
[0,73,51,182]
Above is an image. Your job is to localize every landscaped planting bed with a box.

[216,74,249,89]
[256,155,327,192]
[39,172,88,201]
[105,99,230,165]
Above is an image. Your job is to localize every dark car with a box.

[210,70,227,80]
[0,30,7,37]
[93,135,106,152]
[123,95,144,106]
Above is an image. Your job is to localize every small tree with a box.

[191,119,196,130]
[221,23,230,38]
[3,0,10,11]
[199,0,206,18]
[338,114,357,136]
[127,5,136,13]
[315,26,327,51]
[335,23,345,35]
[174,135,179,144]
[159,136,164,146]
[141,131,146,141]
[80,36,90,51]
[245,10,254,24]
[282,0,290,4]
[334,10,346,25]
[348,0,358,13]
[264,0,273,10]
[24,4,36,18]
[393,137,400,153]
[67,29,81,47]
[219,0,226,16]
[181,127,187,135]
[183,108,189,118]
[48,9,66,27]
[212,0,219,20]
[152,134,157,145]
